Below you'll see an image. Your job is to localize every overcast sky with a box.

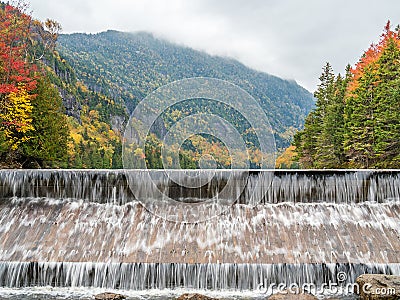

[28,0,400,92]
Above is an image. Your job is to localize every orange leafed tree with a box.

[347,21,400,94]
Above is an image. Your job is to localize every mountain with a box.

[0,3,311,169]
[43,49,127,168]
[57,31,315,150]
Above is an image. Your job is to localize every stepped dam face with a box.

[0,169,399,291]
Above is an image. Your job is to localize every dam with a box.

[0,169,399,291]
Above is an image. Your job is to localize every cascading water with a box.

[0,169,399,296]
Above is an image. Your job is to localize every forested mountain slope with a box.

[58,31,315,150]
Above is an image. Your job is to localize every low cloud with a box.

[29,0,400,91]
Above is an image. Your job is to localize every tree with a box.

[293,110,318,168]
[21,77,69,167]
[315,68,350,168]
[344,53,380,167]
[294,63,339,168]
[295,21,400,169]
[294,21,400,169]
[29,18,62,61]
[0,85,34,150]
[0,2,70,167]
[313,63,337,167]
[371,31,400,167]
[0,2,37,95]
[344,21,400,168]
[0,2,37,165]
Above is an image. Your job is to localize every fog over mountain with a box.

[29,0,400,91]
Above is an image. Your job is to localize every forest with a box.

[0,2,68,167]
[0,1,127,168]
[0,0,315,169]
[292,22,400,169]
[58,30,314,152]
[3,1,399,170]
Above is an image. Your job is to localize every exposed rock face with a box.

[356,274,400,300]
[110,115,126,133]
[94,292,126,300]
[176,293,218,300]
[58,87,81,122]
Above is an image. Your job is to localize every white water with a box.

[0,170,399,295]
[0,286,363,299]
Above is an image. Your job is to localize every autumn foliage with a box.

[0,2,37,94]
[294,21,400,169]
[0,1,68,167]
[347,21,400,95]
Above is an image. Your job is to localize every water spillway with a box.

[0,169,399,291]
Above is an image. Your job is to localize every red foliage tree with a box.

[0,2,37,95]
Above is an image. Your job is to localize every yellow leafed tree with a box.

[0,86,34,150]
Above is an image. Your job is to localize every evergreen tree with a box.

[111,140,123,169]
[344,22,400,168]
[316,67,351,168]
[294,63,339,168]
[373,35,400,167]
[295,22,400,169]
[22,77,69,167]
[344,60,379,167]
[293,111,318,168]
[313,63,337,168]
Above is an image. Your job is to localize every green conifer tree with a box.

[373,37,400,167]
[22,77,69,167]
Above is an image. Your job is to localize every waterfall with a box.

[1,261,399,290]
[2,169,400,204]
[0,169,399,291]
